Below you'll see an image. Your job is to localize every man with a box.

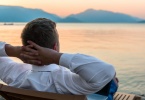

[0,18,117,99]
[21,41,118,100]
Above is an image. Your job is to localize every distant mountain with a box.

[0,5,61,22]
[0,6,144,23]
[66,9,143,23]
[138,20,145,23]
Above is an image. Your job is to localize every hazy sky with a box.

[0,0,145,19]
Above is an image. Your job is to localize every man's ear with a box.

[53,43,57,51]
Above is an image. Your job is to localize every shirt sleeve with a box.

[0,41,7,56]
[0,41,31,85]
[52,53,115,94]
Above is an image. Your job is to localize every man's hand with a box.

[20,41,62,65]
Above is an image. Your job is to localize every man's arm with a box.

[5,44,21,58]
[59,53,115,83]
[0,42,31,85]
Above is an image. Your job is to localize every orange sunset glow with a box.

[1,0,145,99]
[0,0,145,19]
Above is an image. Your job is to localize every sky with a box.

[0,0,145,19]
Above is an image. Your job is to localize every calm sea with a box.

[0,23,145,99]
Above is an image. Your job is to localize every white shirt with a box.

[0,42,115,95]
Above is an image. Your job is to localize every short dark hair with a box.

[21,18,58,49]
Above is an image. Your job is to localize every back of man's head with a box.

[21,18,58,49]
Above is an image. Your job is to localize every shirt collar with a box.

[32,64,60,72]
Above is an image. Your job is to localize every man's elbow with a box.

[105,64,116,81]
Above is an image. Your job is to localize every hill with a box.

[66,9,143,23]
[58,16,82,23]
[138,20,145,23]
[0,6,144,23]
[0,5,61,22]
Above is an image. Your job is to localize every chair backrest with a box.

[0,84,86,100]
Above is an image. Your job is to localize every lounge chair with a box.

[0,83,86,100]
[0,83,141,100]
[114,92,141,100]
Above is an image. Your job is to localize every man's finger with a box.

[27,41,41,50]
[22,46,38,55]
[21,51,37,56]
[26,45,33,48]
[21,45,33,51]
[20,54,39,60]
